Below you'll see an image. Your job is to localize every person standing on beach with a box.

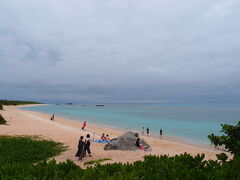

[84,134,92,157]
[82,121,86,130]
[160,129,163,136]
[146,127,149,136]
[142,127,144,135]
[75,136,85,160]
[50,114,54,120]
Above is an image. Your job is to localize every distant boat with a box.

[56,104,60,105]
[96,104,104,107]
[66,103,73,105]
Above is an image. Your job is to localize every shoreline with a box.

[0,104,224,166]
[20,104,213,150]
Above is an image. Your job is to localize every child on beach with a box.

[82,121,86,130]
[84,134,92,157]
[106,134,110,141]
[75,136,85,160]
[147,127,149,136]
[101,133,106,141]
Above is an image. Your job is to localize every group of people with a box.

[76,121,165,160]
[75,134,92,160]
[101,133,110,141]
[141,127,163,137]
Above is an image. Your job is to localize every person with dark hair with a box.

[136,137,140,148]
[101,133,106,141]
[84,134,92,157]
[135,133,146,150]
[75,136,85,160]
[106,134,110,141]
[160,129,163,136]
[146,127,149,136]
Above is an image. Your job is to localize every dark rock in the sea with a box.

[104,131,151,151]
[96,104,104,107]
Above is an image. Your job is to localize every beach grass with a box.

[0,136,67,165]
[84,158,112,166]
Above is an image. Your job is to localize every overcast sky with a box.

[0,0,240,103]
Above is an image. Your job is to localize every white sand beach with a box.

[0,105,223,167]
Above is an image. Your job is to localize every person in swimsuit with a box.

[82,121,86,130]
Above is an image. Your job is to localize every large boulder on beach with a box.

[104,131,151,151]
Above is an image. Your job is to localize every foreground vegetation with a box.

[0,99,41,106]
[84,158,112,166]
[0,121,239,179]
[208,121,240,158]
[0,136,66,165]
[0,154,239,179]
[0,115,6,125]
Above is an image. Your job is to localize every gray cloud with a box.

[0,0,240,103]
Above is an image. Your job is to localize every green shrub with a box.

[208,121,240,157]
[0,104,3,110]
[0,114,6,125]
[0,136,67,164]
[0,154,240,179]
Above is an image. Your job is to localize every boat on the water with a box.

[96,104,104,107]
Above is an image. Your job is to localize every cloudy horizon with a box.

[0,0,240,103]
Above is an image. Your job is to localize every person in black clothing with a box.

[84,134,92,157]
[75,136,85,160]
[135,133,146,150]
[146,127,149,136]
[136,137,140,148]
[160,129,163,136]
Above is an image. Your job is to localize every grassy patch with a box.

[0,136,67,164]
[0,114,6,125]
[84,158,112,166]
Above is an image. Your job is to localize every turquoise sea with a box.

[22,103,240,145]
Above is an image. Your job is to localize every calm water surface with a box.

[22,103,240,145]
